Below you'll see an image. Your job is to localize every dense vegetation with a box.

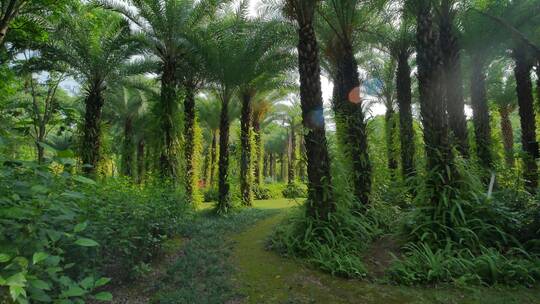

[1,0,540,303]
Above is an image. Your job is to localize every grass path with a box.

[232,199,540,304]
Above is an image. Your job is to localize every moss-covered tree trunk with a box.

[384,107,398,178]
[209,130,218,187]
[159,62,179,180]
[513,47,538,193]
[253,119,263,186]
[288,125,296,184]
[137,138,145,184]
[396,50,415,179]
[217,97,232,212]
[470,54,493,172]
[416,0,456,197]
[332,42,371,207]
[240,93,253,206]
[297,19,335,220]
[439,0,469,157]
[498,106,514,168]
[81,86,105,176]
[121,116,134,177]
[184,83,197,203]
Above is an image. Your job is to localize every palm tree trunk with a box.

[184,84,197,203]
[280,152,286,183]
[81,87,104,176]
[137,138,145,184]
[217,97,232,212]
[470,53,493,172]
[297,21,335,220]
[121,116,134,177]
[210,130,218,187]
[253,119,263,186]
[240,93,253,206]
[263,152,269,180]
[385,107,398,177]
[498,106,514,168]
[270,153,275,181]
[439,0,469,157]
[396,50,415,179]
[332,42,371,207]
[416,0,455,196]
[288,125,296,184]
[513,47,538,192]
[159,62,178,179]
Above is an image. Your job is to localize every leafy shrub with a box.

[203,187,219,202]
[282,182,307,199]
[268,206,379,278]
[0,160,191,303]
[252,184,271,200]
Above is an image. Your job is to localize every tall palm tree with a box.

[46,5,141,175]
[197,95,221,187]
[103,0,224,180]
[317,0,379,208]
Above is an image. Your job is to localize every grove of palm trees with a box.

[2,0,540,303]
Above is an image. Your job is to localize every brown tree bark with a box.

[331,41,371,207]
[81,86,105,176]
[439,0,469,157]
[184,83,197,203]
[217,97,232,211]
[498,106,514,168]
[470,53,493,172]
[240,92,253,206]
[513,47,538,192]
[396,50,416,179]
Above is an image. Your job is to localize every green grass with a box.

[232,199,540,304]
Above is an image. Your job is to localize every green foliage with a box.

[269,206,380,278]
[252,184,272,200]
[282,182,307,198]
[0,159,191,302]
[203,187,219,202]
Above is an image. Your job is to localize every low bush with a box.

[0,160,191,303]
[282,182,307,199]
[252,184,271,200]
[203,187,219,202]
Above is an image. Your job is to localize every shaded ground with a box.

[232,199,540,304]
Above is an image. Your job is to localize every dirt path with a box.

[231,205,540,304]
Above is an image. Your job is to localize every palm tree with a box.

[487,59,516,168]
[317,0,378,208]
[437,0,469,157]
[274,99,302,184]
[413,0,455,199]
[103,0,223,180]
[46,5,141,175]
[267,0,336,220]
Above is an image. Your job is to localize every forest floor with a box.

[105,198,540,304]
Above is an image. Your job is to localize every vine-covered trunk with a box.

[159,62,178,180]
[81,87,105,175]
[288,125,296,184]
[513,48,538,192]
[332,43,371,207]
[137,138,145,184]
[498,106,514,168]
[121,117,134,177]
[396,50,415,179]
[297,20,335,220]
[439,1,469,157]
[385,108,398,178]
[184,84,197,203]
[263,153,269,180]
[217,97,232,212]
[470,54,493,172]
[270,153,276,181]
[253,120,263,186]
[240,93,253,206]
[416,0,455,197]
[209,130,218,187]
[280,152,286,183]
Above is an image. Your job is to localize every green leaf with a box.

[29,279,51,290]
[0,253,11,263]
[6,272,27,287]
[94,277,110,287]
[73,222,88,233]
[62,286,86,298]
[75,238,99,247]
[72,175,96,185]
[31,185,49,194]
[32,252,49,265]
[94,292,112,301]
[80,276,94,289]
[10,285,26,300]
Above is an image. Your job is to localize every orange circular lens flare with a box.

[348,86,361,104]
